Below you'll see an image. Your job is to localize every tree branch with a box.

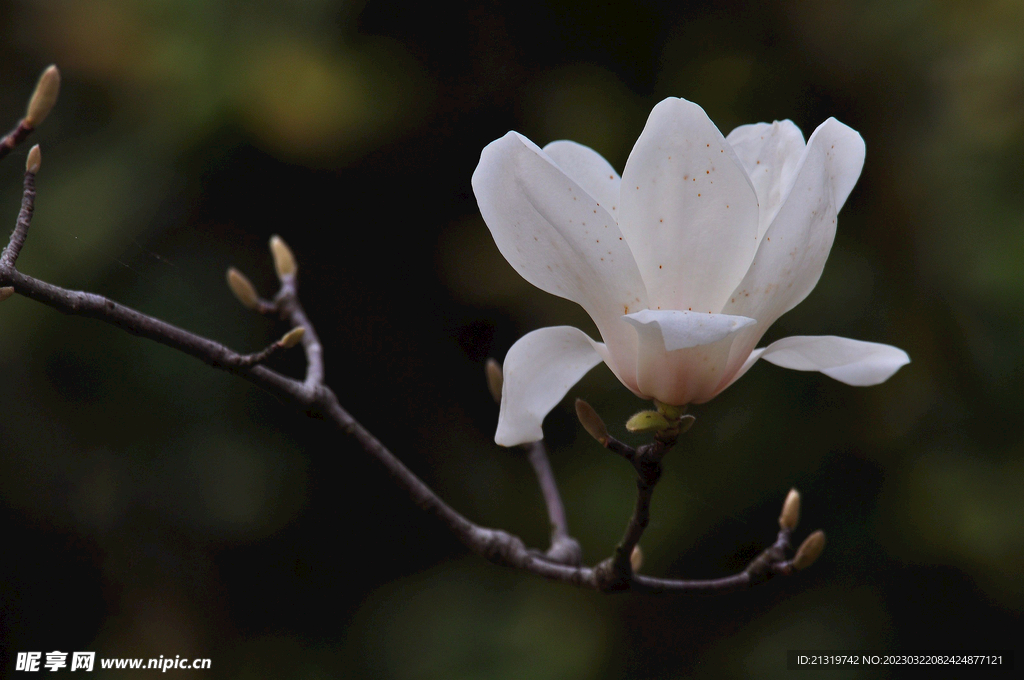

[524,440,583,566]
[0,69,824,595]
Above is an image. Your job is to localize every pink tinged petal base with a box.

[750,335,910,386]
[623,309,756,406]
[495,326,604,447]
[619,98,760,314]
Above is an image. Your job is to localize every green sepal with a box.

[625,410,671,433]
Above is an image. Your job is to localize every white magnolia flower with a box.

[473,98,909,446]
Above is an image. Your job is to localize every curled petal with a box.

[623,309,755,405]
[725,118,865,326]
[619,97,759,313]
[473,132,648,350]
[719,118,866,386]
[726,120,806,240]
[496,326,604,447]
[749,335,910,386]
[542,140,622,216]
[624,309,755,352]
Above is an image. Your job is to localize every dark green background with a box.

[1,0,1021,677]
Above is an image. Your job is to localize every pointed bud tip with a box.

[269,235,297,278]
[226,267,260,309]
[779,488,801,531]
[485,358,503,403]
[279,327,305,348]
[25,145,41,173]
[0,287,15,303]
[575,399,609,444]
[793,530,826,570]
[630,545,643,573]
[25,65,61,128]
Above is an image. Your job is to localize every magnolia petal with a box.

[624,309,755,405]
[721,118,866,383]
[755,335,910,386]
[473,132,649,341]
[619,97,759,314]
[720,347,766,393]
[495,326,605,446]
[624,309,755,352]
[542,140,622,217]
[726,120,806,240]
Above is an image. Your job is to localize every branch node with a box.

[593,557,631,593]
[475,528,529,569]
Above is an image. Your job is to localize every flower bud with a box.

[485,358,503,403]
[625,410,670,433]
[26,145,41,174]
[279,327,305,348]
[793,530,826,570]
[779,488,801,531]
[25,65,60,128]
[630,545,643,573]
[270,235,297,279]
[575,399,608,444]
[226,267,259,309]
[0,287,14,302]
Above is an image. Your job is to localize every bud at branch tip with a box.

[279,327,305,348]
[575,399,608,444]
[25,65,60,128]
[26,145,41,173]
[485,358,503,403]
[630,545,643,573]
[779,488,801,531]
[226,267,259,309]
[793,530,826,570]
[270,235,297,279]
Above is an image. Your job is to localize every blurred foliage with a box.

[1,0,1022,678]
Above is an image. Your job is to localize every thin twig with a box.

[275,274,324,386]
[0,102,814,595]
[0,166,36,269]
[0,121,33,162]
[524,440,582,566]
